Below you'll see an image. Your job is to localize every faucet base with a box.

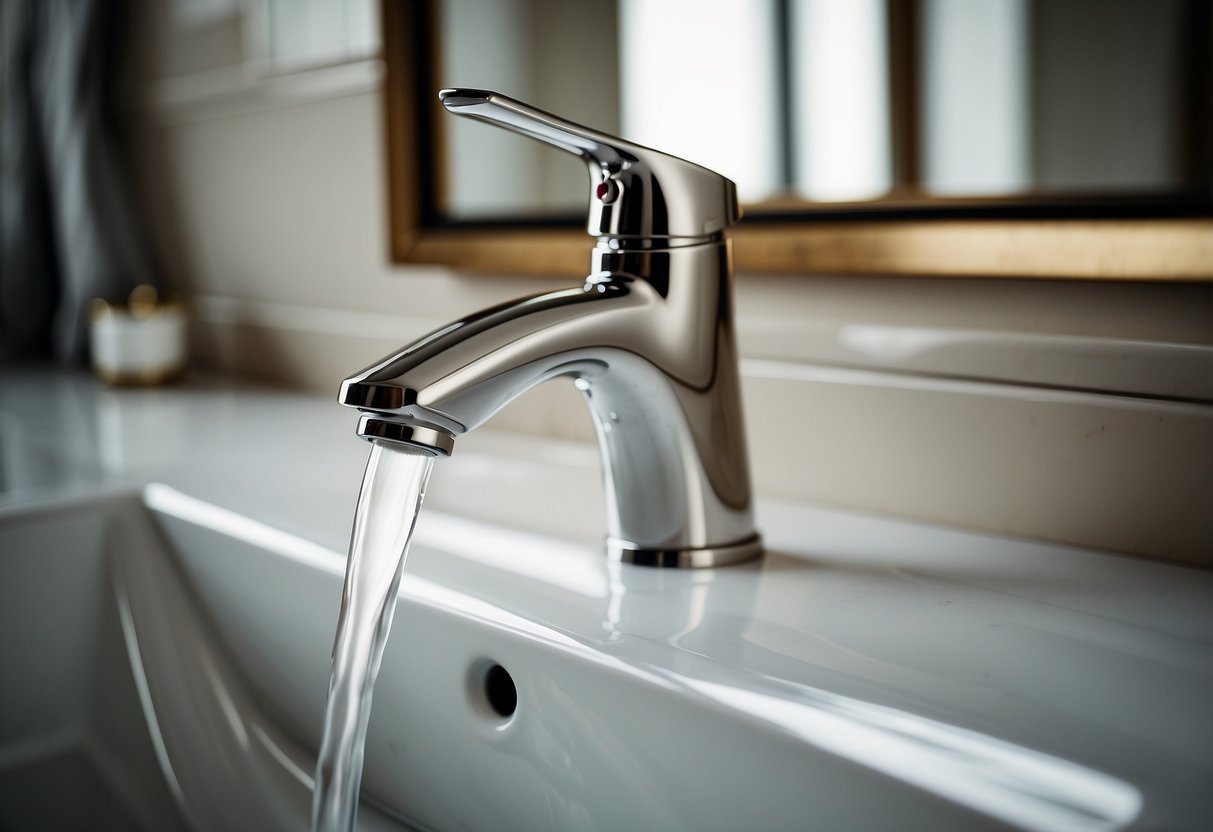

[607,535,763,569]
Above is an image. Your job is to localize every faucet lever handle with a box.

[438,88,740,242]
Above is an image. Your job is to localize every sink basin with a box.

[0,493,188,831]
[3,478,1210,831]
[0,490,410,832]
[1,371,1210,831]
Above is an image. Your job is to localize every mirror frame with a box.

[381,0,1212,281]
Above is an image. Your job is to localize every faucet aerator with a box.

[355,414,456,458]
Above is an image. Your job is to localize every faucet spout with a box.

[340,276,634,436]
[340,242,761,567]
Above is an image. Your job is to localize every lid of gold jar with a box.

[89,284,184,323]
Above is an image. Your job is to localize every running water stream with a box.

[312,442,434,832]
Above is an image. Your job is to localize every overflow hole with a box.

[484,664,517,718]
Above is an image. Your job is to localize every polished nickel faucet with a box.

[339,89,760,567]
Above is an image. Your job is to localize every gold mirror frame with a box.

[381,0,1212,281]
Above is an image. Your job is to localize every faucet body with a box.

[342,242,759,566]
[340,90,761,567]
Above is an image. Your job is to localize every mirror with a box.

[431,0,1209,222]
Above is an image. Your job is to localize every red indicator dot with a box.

[596,180,618,203]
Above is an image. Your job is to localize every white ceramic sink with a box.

[1,369,1210,831]
[0,494,187,831]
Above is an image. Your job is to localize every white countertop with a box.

[2,366,1210,830]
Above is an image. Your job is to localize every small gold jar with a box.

[88,285,188,386]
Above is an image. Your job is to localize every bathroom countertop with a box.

[2,365,1211,831]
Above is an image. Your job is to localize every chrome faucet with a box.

[340,89,760,567]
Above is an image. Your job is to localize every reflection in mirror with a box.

[437,0,620,218]
[434,0,1207,221]
[921,0,1193,196]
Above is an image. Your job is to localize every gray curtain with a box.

[0,0,159,363]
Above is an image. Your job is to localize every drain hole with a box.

[484,664,517,718]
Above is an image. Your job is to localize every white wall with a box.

[125,4,1213,566]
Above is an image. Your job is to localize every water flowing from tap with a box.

[312,442,434,832]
